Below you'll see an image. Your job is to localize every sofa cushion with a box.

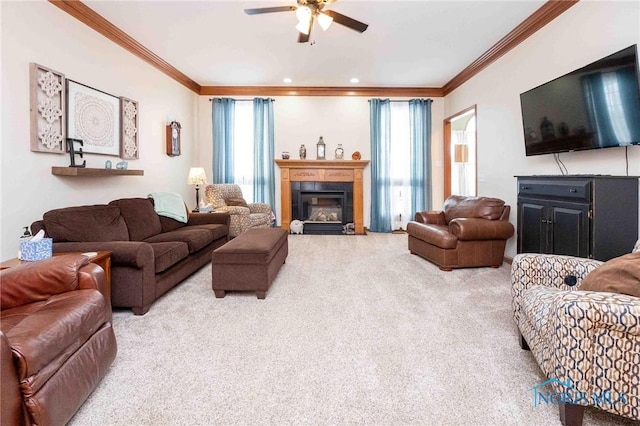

[148,242,189,273]
[109,198,162,241]
[143,229,214,254]
[184,224,228,242]
[43,205,129,242]
[158,213,188,233]
[443,196,505,224]
[580,252,640,298]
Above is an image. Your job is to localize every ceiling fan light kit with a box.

[317,12,333,31]
[295,20,311,35]
[244,0,367,44]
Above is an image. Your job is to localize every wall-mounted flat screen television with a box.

[520,45,640,156]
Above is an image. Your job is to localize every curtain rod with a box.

[209,98,275,102]
[367,99,432,103]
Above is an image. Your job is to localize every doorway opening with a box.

[444,106,477,198]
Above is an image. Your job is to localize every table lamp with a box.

[187,167,207,212]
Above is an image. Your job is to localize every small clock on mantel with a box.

[166,121,181,157]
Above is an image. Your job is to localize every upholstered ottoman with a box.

[212,228,288,299]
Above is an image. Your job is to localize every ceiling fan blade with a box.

[298,32,310,43]
[323,10,368,33]
[297,17,313,43]
[244,6,296,15]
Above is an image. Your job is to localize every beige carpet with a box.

[70,234,635,425]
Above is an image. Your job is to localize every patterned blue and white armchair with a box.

[511,241,640,425]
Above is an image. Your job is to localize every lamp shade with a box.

[454,144,469,163]
[187,167,207,185]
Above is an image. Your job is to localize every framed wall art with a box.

[30,63,66,154]
[120,96,139,160]
[66,80,120,156]
[166,121,181,156]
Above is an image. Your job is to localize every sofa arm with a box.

[187,212,230,228]
[511,253,603,291]
[414,211,445,225]
[449,218,514,241]
[511,253,603,325]
[77,262,110,306]
[1,331,24,426]
[553,289,640,335]
[549,289,640,405]
[52,241,154,269]
[248,203,272,215]
[218,205,250,216]
[0,254,90,310]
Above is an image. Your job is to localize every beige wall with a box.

[197,96,445,227]
[0,1,199,260]
[3,0,637,261]
[444,0,640,257]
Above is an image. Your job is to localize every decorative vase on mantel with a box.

[335,144,344,160]
[299,144,307,160]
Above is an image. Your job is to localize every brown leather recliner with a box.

[1,254,117,425]
[407,195,515,271]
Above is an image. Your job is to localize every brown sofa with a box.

[31,197,230,315]
[1,254,116,425]
[407,195,515,270]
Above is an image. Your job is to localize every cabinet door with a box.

[550,202,590,258]
[518,199,548,254]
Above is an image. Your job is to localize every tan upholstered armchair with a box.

[204,184,273,237]
[511,242,640,425]
[407,195,514,270]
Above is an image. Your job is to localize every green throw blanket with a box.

[148,192,188,223]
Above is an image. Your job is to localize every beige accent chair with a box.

[204,184,273,237]
[511,240,640,425]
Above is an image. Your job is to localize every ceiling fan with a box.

[244,0,368,43]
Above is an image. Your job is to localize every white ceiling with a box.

[85,0,546,88]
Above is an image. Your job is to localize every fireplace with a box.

[291,182,353,234]
[275,160,370,235]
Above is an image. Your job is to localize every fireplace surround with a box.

[275,160,370,235]
[292,182,353,234]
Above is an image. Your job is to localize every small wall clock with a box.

[166,121,181,156]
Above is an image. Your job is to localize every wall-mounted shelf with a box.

[51,167,144,177]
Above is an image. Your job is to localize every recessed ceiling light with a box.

[350,78,360,84]
[283,78,292,84]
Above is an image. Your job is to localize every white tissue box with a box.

[20,238,53,261]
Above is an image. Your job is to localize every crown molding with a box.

[200,86,444,97]
[48,0,201,94]
[442,0,579,95]
[50,0,576,99]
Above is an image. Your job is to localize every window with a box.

[389,102,412,230]
[232,101,254,203]
[370,98,431,233]
[213,97,275,209]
